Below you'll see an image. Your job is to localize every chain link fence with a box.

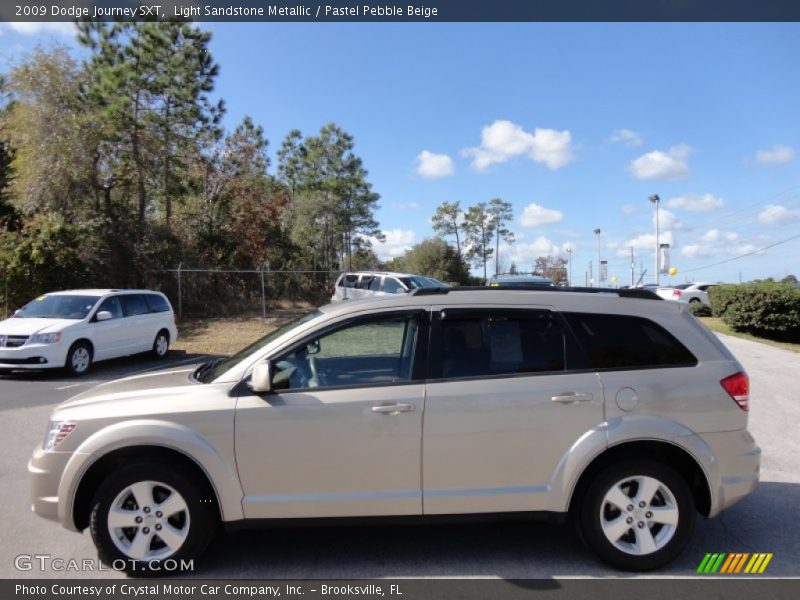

[152,267,340,319]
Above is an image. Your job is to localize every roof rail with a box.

[410,286,662,300]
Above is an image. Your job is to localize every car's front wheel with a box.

[578,459,695,571]
[89,463,217,576]
[65,342,92,376]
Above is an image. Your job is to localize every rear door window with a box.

[121,294,149,317]
[369,276,383,291]
[433,310,566,379]
[563,312,697,370]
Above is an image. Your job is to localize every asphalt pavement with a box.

[0,335,797,579]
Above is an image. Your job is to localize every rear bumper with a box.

[695,430,761,517]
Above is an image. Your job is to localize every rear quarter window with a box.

[563,312,697,370]
[145,294,171,313]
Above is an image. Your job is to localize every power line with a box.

[683,231,800,273]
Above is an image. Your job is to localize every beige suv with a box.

[29,287,760,573]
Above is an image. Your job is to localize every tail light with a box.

[672,289,682,298]
[721,372,749,411]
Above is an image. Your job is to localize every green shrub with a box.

[711,283,800,341]
[689,302,712,317]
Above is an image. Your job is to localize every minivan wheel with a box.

[89,463,217,576]
[578,460,695,571]
[152,330,170,359]
[65,342,92,376]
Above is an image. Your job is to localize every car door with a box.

[235,309,428,519]
[422,307,604,514]
[89,296,126,360]
[120,294,153,352]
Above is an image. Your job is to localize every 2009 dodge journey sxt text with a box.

[29,286,760,573]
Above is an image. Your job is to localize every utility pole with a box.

[566,246,573,286]
[630,246,635,287]
[589,261,593,287]
[593,228,602,287]
[649,194,661,286]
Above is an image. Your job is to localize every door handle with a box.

[372,403,415,414]
[551,392,594,404]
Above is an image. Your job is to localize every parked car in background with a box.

[330,271,439,302]
[656,282,718,306]
[30,286,759,573]
[0,289,177,375]
[488,274,555,288]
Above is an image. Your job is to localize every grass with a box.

[699,317,800,354]
[172,310,310,356]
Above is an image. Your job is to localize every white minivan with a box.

[0,289,178,375]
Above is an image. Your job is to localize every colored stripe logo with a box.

[697,553,773,574]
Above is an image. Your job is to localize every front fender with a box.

[59,419,244,530]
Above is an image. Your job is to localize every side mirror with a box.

[249,361,272,393]
[96,311,113,322]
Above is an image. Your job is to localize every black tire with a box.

[65,341,92,376]
[89,462,218,576]
[689,298,702,304]
[152,330,170,359]
[577,459,695,571]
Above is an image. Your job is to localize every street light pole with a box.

[649,194,660,286]
[566,247,573,287]
[593,228,601,287]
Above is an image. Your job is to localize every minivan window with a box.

[344,275,358,288]
[563,312,697,370]
[368,276,382,291]
[121,294,149,317]
[145,294,171,313]
[357,275,375,290]
[437,311,565,379]
[96,296,123,319]
[383,278,404,294]
[15,295,100,320]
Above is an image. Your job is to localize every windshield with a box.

[399,276,438,290]
[195,310,322,383]
[15,295,101,320]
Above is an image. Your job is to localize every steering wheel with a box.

[274,357,312,389]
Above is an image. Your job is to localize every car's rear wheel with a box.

[89,463,217,576]
[578,459,695,571]
[689,298,702,304]
[65,342,92,376]
[152,330,170,359]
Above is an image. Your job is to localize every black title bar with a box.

[2,1,800,23]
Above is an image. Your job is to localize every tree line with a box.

[0,22,383,311]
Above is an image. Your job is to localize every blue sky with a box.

[1,22,799,283]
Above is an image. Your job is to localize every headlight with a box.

[43,420,76,451]
[30,332,62,344]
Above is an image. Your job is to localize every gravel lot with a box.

[0,333,797,579]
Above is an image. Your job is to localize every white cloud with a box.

[463,120,574,171]
[505,236,572,266]
[628,145,691,180]
[758,204,800,226]
[624,231,675,252]
[752,145,795,166]
[392,201,419,210]
[667,193,724,212]
[609,129,643,147]
[414,151,454,179]
[620,203,637,215]
[655,208,683,230]
[519,203,564,228]
[701,229,739,243]
[1,22,76,36]
[369,229,416,260]
[680,244,718,259]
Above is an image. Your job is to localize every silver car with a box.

[29,287,759,573]
[330,271,439,302]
